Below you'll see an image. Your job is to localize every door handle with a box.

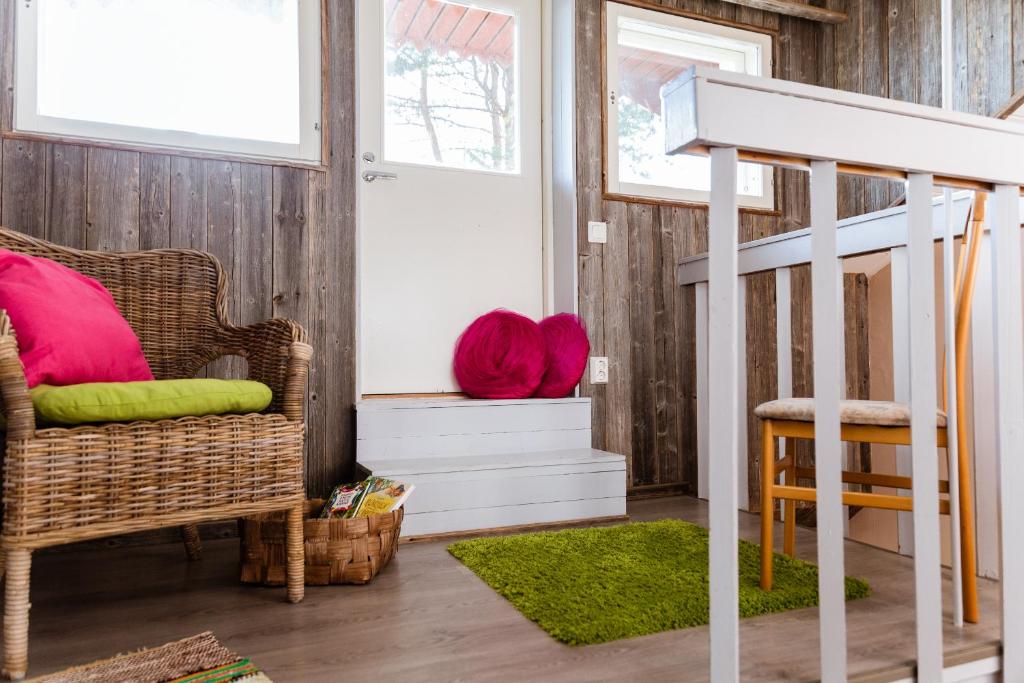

[362,170,398,183]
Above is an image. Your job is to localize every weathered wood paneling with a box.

[1,140,47,238]
[169,157,208,251]
[139,154,170,250]
[86,149,140,252]
[0,7,357,497]
[823,0,1024,211]
[46,145,87,249]
[239,165,274,325]
[205,160,243,379]
[577,0,609,455]
[319,0,358,496]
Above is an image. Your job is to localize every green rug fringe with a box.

[448,519,870,646]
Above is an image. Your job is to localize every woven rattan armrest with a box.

[212,319,313,421]
[0,311,34,440]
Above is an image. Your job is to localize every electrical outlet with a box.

[588,221,608,244]
[590,356,609,384]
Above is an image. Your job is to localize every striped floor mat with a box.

[30,632,271,683]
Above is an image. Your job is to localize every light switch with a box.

[588,221,608,244]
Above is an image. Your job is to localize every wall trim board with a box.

[0,132,330,173]
[547,0,580,316]
[607,0,785,37]
[602,190,783,217]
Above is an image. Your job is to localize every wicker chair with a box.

[0,228,311,680]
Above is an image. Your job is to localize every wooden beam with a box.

[790,467,952,493]
[885,89,1024,208]
[772,485,952,513]
[995,89,1024,120]
[665,69,1024,187]
[689,145,998,192]
[715,0,847,23]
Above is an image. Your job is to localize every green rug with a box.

[448,519,870,645]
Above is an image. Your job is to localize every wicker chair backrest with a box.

[0,228,226,380]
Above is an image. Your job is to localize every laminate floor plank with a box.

[16,496,1000,682]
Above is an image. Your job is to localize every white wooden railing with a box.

[663,67,1024,682]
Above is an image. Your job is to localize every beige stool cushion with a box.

[754,398,947,428]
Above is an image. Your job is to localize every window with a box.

[14,0,322,162]
[383,0,521,174]
[605,2,774,209]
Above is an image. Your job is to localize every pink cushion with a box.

[0,249,154,388]
[453,310,546,399]
[533,313,590,398]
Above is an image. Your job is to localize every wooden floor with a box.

[14,496,1000,682]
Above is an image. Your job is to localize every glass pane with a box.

[384,0,519,173]
[615,15,764,196]
[37,0,301,144]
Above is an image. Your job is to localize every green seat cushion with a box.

[30,379,274,425]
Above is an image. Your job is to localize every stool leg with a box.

[761,421,775,591]
[181,524,202,561]
[784,437,797,556]
[3,549,31,681]
[286,503,305,604]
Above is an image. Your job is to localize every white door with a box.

[357,0,544,395]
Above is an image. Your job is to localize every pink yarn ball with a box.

[533,313,590,398]
[453,310,547,399]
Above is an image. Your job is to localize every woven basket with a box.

[240,499,404,586]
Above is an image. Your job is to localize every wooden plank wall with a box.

[576,0,876,505]
[0,2,357,498]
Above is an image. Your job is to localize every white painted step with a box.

[356,396,591,462]
[359,447,627,537]
[400,499,626,537]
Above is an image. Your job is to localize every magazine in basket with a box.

[320,476,414,519]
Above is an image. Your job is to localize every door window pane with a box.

[384,0,519,173]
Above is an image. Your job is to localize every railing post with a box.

[809,160,847,682]
[696,282,712,501]
[890,245,915,557]
[990,183,1024,679]
[707,146,740,682]
[696,282,709,500]
[941,187,964,628]
[737,275,749,511]
[970,231,1000,580]
[775,268,792,507]
[906,173,944,681]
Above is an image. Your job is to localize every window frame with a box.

[12,0,324,164]
[602,0,778,211]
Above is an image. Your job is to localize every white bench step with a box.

[356,397,591,462]
[359,447,627,537]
